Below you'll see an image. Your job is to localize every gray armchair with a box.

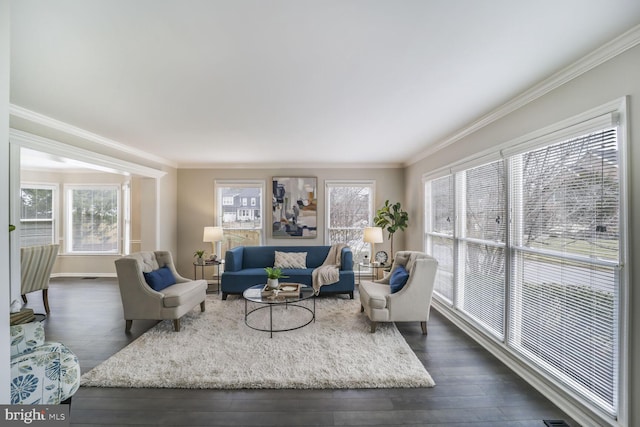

[115,251,207,332]
[359,251,438,334]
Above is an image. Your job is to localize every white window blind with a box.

[509,128,619,413]
[20,185,56,247]
[424,175,454,302]
[423,121,623,417]
[457,160,506,338]
[67,185,120,253]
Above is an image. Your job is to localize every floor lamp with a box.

[203,226,224,261]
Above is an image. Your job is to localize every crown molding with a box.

[407,23,640,166]
[178,161,404,169]
[9,105,178,169]
[10,129,167,179]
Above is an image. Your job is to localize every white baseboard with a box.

[51,273,117,278]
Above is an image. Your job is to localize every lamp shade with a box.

[203,226,224,243]
[363,227,383,244]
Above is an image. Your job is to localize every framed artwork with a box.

[272,177,317,238]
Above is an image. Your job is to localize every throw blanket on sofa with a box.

[312,243,347,295]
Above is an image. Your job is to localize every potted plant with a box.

[373,200,409,259]
[194,250,206,265]
[264,267,288,289]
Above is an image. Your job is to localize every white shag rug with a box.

[80,294,435,389]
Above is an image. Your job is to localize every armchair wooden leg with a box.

[360,304,364,313]
[173,319,181,332]
[43,289,50,314]
[200,301,206,312]
[370,321,377,333]
[421,321,428,335]
[125,320,133,332]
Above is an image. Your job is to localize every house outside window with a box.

[216,181,264,256]
[325,180,374,263]
[423,108,625,418]
[66,185,120,253]
[20,184,57,247]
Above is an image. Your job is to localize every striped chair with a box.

[21,244,59,314]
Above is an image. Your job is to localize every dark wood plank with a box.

[22,278,578,426]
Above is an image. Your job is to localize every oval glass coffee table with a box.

[242,283,315,338]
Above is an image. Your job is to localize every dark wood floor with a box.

[23,277,578,426]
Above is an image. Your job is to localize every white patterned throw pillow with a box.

[274,251,307,269]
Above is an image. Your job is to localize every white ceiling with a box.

[9,1,640,168]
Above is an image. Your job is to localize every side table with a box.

[193,260,224,294]
[357,262,390,284]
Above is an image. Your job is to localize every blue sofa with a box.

[221,245,354,300]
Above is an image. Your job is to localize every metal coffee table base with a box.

[244,299,316,338]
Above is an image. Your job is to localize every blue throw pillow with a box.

[143,266,176,291]
[389,265,409,293]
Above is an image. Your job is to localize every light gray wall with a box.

[405,44,640,426]
[176,167,404,278]
[158,167,179,255]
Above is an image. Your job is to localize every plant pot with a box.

[266,278,279,289]
[197,258,204,265]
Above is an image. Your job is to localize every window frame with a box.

[214,180,266,253]
[324,179,375,261]
[64,184,121,255]
[19,182,59,247]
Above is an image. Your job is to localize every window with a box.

[424,175,454,302]
[325,180,374,262]
[20,184,57,247]
[509,127,619,411]
[424,109,624,418]
[216,181,264,256]
[66,185,120,253]
[457,160,506,339]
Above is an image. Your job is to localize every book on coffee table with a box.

[261,283,302,298]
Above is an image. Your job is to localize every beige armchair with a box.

[21,244,59,314]
[115,251,207,332]
[359,251,438,334]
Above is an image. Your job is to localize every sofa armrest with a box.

[225,246,244,272]
[340,247,353,271]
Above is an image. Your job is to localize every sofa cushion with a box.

[360,281,389,309]
[144,266,176,291]
[389,266,409,293]
[241,246,331,269]
[274,251,307,269]
[162,281,207,308]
